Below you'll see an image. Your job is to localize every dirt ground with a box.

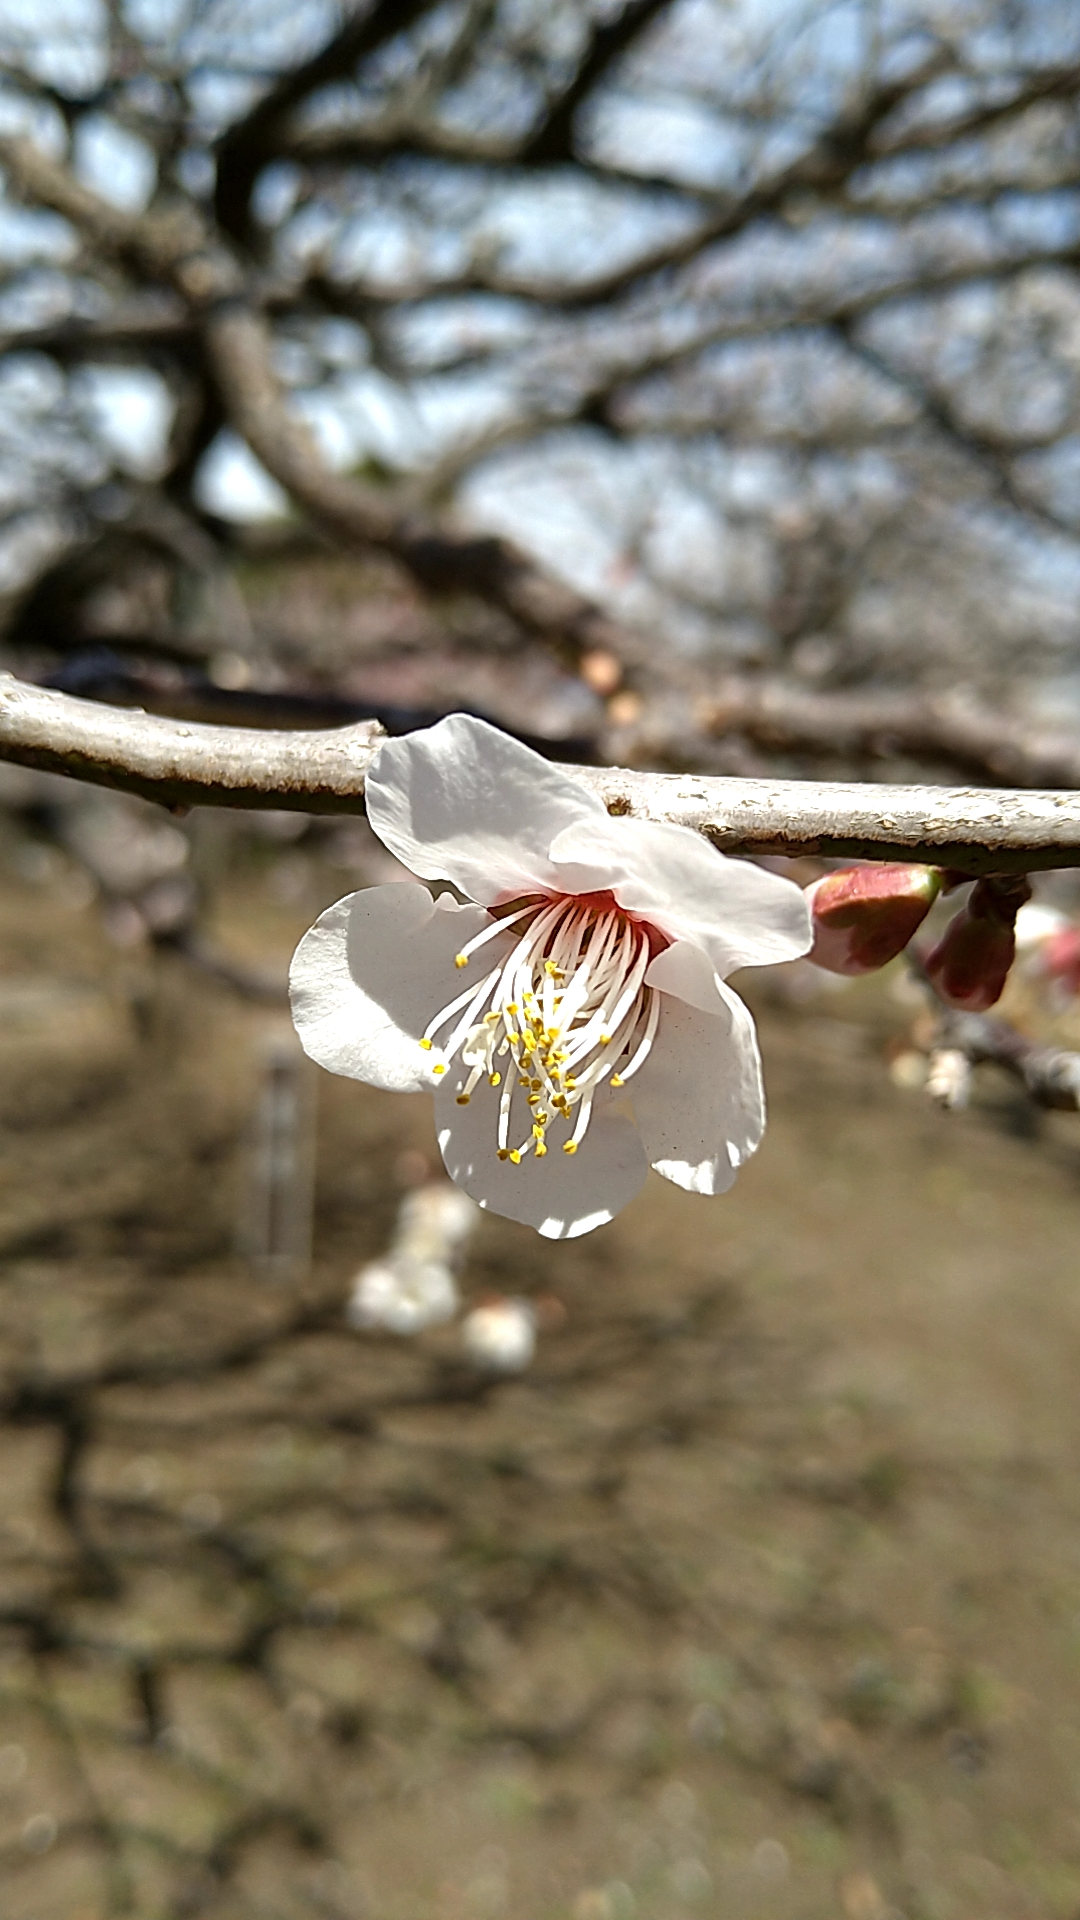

[3,812,1080,1920]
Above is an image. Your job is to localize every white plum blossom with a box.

[289,714,811,1239]
[348,1253,459,1334]
[346,1181,478,1334]
[462,1297,537,1372]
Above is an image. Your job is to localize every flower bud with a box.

[923,875,1031,1012]
[805,864,942,975]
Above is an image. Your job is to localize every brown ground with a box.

[3,814,1080,1920]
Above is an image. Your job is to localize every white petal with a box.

[289,883,493,1091]
[365,713,606,906]
[632,980,765,1195]
[434,1075,649,1239]
[548,815,811,975]
[644,937,728,1016]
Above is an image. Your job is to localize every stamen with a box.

[423,891,663,1170]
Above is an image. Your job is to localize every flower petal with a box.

[289,883,494,1091]
[548,815,811,975]
[644,937,727,1015]
[434,1075,649,1239]
[365,713,607,906]
[632,980,765,1195]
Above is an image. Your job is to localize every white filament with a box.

[420,894,661,1164]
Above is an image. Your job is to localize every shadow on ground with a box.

[2,823,1080,1920]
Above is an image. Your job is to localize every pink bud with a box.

[805,864,942,975]
[924,876,1032,1011]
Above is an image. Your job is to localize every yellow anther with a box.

[505,1031,519,1044]
[562,1140,578,1155]
[534,1142,547,1157]
[610,1073,624,1088]
[418,1037,433,1051]
[599,1032,611,1046]
[506,1001,519,1015]
[530,1078,542,1091]
[518,1075,531,1087]
[564,1077,577,1091]
[544,959,558,975]
[455,953,469,969]
[545,1028,559,1043]
[456,1093,471,1105]
[432,1063,447,1076]
[509,1150,522,1165]
[497,1148,510,1161]
[527,1095,539,1107]
[532,1124,546,1140]
[488,1072,501,1086]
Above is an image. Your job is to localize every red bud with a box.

[924,876,1032,1011]
[805,864,942,975]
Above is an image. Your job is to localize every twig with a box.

[3,674,1080,872]
[935,1008,1080,1111]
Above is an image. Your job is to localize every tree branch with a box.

[518,0,675,166]
[703,678,1080,790]
[212,0,439,248]
[0,132,636,659]
[929,1006,1080,1111]
[2,674,1079,873]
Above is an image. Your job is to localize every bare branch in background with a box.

[912,991,1080,1113]
[212,0,440,247]
[702,677,1080,790]
[518,0,675,166]
[0,130,636,659]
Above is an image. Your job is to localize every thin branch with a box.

[2,674,1080,873]
[931,1006,1080,1111]
[0,294,193,359]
